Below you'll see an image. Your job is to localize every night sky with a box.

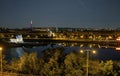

[0,0,120,29]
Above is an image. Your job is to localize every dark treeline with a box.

[2,47,120,76]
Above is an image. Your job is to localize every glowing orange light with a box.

[116,37,120,41]
[92,50,96,54]
[116,39,120,41]
[80,50,84,53]
[0,47,3,51]
[116,48,120,51]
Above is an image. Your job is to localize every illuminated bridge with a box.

[0,28,120,47]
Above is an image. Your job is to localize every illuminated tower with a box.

[30,20,32,29]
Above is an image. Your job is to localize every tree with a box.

[64,52,84,76]
[88,60,101,76]
[10,52,39,75]
[99,60,113,76]
[39,48,65,76]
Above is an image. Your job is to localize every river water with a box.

[3,44,120,61]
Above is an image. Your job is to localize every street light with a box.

[0,47,3,75]
[80,49,96,76]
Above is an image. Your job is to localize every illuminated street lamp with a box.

[80,50,84,53]
[0,47,3,75]
[80,49,96,76]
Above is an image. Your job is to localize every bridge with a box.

[0,28,120,40]
[0,37,120,49]
[0,28,120,48]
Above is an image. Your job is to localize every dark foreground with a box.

[1,47,120,76]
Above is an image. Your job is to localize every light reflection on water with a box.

[4,47,24,62]
[3,44,120,61]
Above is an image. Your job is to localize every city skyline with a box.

[0,0,120,29]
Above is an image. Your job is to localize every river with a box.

[3,44,120,61]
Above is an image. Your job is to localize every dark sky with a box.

[0,0,120,29]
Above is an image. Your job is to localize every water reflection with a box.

[3,44,120,61]
[4,47,24,62]
[96,48,120,60]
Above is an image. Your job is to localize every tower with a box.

[30,20,32,29]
